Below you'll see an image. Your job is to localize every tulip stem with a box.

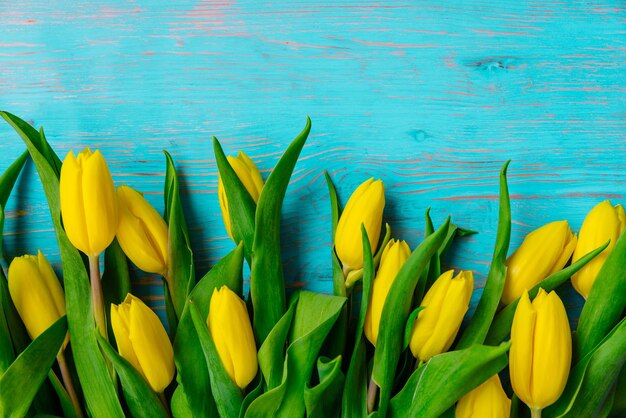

[89,255,107,340]
[367,377,378,413]
[58,351,85,418]
[531,409,542,418]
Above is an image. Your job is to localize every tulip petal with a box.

[128,296,175,393]
[8,254,65,340]
[208,286,257,389]
[510,291,536,407]
[60,151,90,254]
[364,239,410,346]
[81,150,117,256]
[116,186,168,274]
[110,302,143,377]
[503,221,573,304]
[572,201,624,298]
[335,178,385,270]
[530,291,571,409]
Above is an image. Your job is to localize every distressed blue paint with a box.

[1,1,625,322]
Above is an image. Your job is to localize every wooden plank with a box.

[1,1,625,323]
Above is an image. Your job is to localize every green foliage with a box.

[0,316,68,418]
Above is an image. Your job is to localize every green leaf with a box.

[322,172,348,360]
[575,227,626,360]
[213,137,257,263]
[373,223,392,268]
[608,366,626,417]
[1,110,124,417]
[102,238,131,345]
[0,151,26,371]
[403,307,425,350]
[239,377,263,418]
[456,161,511,349]
[251,117,311,344]
[246,290,346,418]
[342,226,374,418]
[170,385,193,418]
[389,342,510,418]
[415,208,436,304]
[173,244,244,417]
[372,217,451,416]
[0,151,28,256]
[0,316,67,418]
[47,371,79,418]
[324,172,345,298]
[545,318,626,418]
[97,334,167,418]
[485,241,608,345]
[190,303,243,418]
[258,296,298,390]
[304,356,345,418]
[163,151,196,327]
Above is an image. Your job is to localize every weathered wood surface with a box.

[1,1,625,321]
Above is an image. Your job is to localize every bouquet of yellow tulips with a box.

[0,110,624,418]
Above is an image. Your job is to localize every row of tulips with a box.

[0,111,624,418]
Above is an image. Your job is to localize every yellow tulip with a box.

[571,200,626,298]
[116,185,168,276]
[335,178,385,272]
[8,251,66,340]
[509,289,571,414]
[207,286,258,389]
[217,151,264,240]
[60,148,117,257]
[111,294,175,393]
[501,221,576,305]
[409,270,473,362]
[456,374,511,418]
[364,239,411,346]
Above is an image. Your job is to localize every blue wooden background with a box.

[1,1,625,323]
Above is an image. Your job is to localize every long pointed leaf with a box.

[97,335,168,418]
[304,356,344,418]
[389,342,510,418]
[173,244,244,417]
[342,226,374,418]
[189,303,243,418]
[163,151,195,328]
[251,117,311,343]
[213,137,257,263]
[1,110,124,417]
[372,217,451,416]
[0,316,67,418]
[456,161,511,349]
[246,290,346,418]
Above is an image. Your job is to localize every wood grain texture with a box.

[1,1,625,323]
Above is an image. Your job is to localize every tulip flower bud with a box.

[60,148,118,257]
[8,251,66,341]
[116,185,168,276]
[501,220,577,305]
[335,178,385,272]
[456,374,511,418]
[207,286,258,389]
[217,151,264,240]
[409,270,473,362]
[571,200,626,298]
[510,289,571,413]
[364,239,410,346]
[111,294,175,393]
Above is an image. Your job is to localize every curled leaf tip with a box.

[501,160,511,174]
